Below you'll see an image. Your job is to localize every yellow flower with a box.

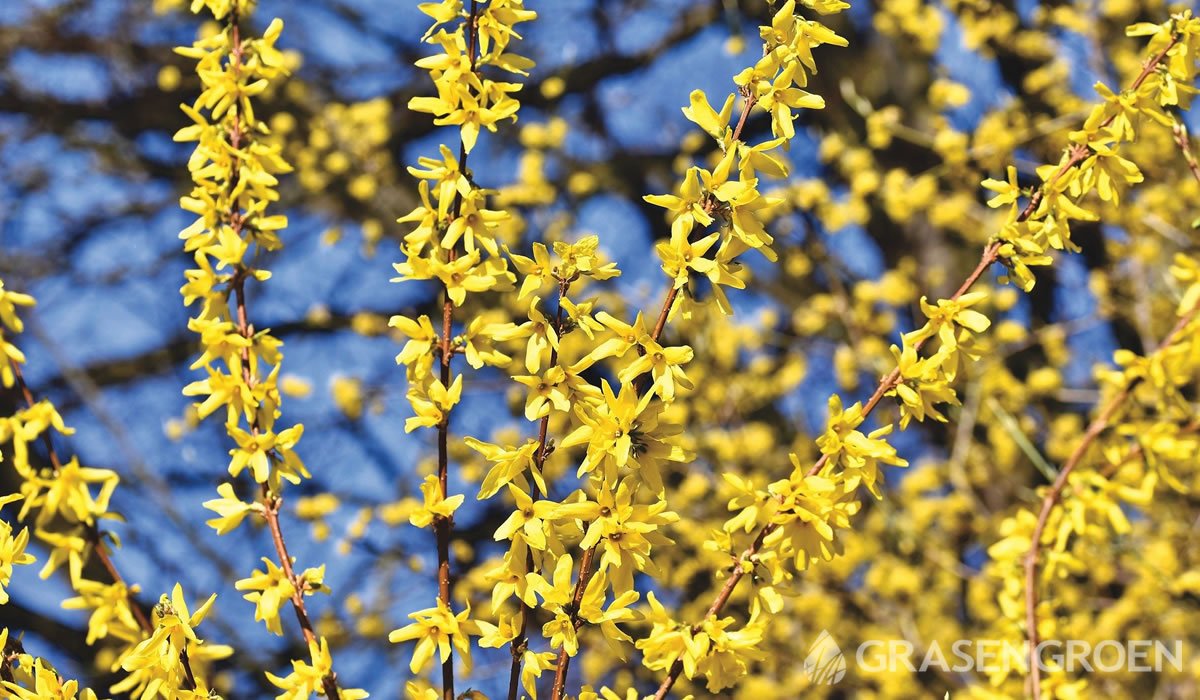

[755,62,825,139]
[767,467,862,569]
[636,591,689,675]
[513,366,571,420]
[390,314,438,366]
[23,457,119,528]
[0,495,34,605]
[904,290,992,349]
[981,165,1021,209]
[1,653,98,700]
[493,484,557,550]
[388,599,480,674]
[887,343,959,428]
[118,584,218,690]
[656,230,721,290]
[61,578,142,645]
[227,423,309,486]
[404,375,463,432]
[507,241,557,299]
[682,89,735,142]
[814,396,908,496]
[493,297,560,373]
[0,279,35,334]
[560,380,691,493]
[577,311,650,367]
[236,558,298,636]
[466,437,543,499]
[202,482,260,535]
[644,167,713,239]
[410,474,465,529]
[616,337,694,402]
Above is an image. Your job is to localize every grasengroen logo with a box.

[802,630,1185,683]
[804,629,847,684]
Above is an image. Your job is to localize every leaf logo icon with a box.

[804,629,847,685]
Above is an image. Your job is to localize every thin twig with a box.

[1172,116,1200,186]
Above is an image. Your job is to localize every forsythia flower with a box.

[115,584,226,697]
[404,376,463,432]
[0,495,34,605]
[1,648,98,700]
[410,474,465,529]
[202,482,261,535]
[238,558,301,636]
[389,600,481,674]
[0,280,34,389]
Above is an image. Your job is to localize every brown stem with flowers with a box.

[428,3,482,699]
[553,92,763,700]
[5,362,194,682]
[230,260,342,700]
[549,266,688,698]
[1023,298,1200,699]
[218,7,342,699]
[506,276,570,700]
[800,35,1177,481]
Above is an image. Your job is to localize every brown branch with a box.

[801,31,1175,477]
[229,265,342,700]
[652,525,772,700]
[6,357,205,690]
[1015,36,1180,222]
[805,239,1001,478]
[1023,299,1200,698]
[548,543,598,699]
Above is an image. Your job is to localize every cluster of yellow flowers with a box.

[974,14,1200,699]
[986,16,1200,294]
[388,1,852,697]
[172,0,364,698]
[386,2,545,698]
[630,2,855,694]
[7,0,1200,697]
[636,8,1200,700]
[0,281,229,699]
[991,226,1200,682]
[980,255,1200,696]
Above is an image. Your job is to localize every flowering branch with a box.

[9,362,155,639]
[174,0,362,696]
[1023,296,1200,698]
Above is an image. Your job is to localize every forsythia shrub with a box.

[3,1,1200,699]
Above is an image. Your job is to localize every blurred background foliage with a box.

[2,0,1200,697]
